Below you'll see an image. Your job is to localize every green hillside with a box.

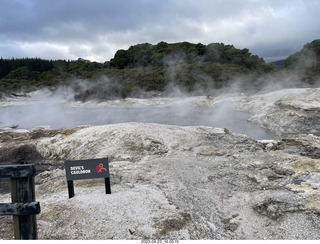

[1,40,319,100]
[284,39,320,84]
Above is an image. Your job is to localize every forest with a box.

[0,39,319,100]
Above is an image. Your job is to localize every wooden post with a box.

[67,180,75,198]
[105,177,111,194]
[0,164,40,240]
[0,202,40,215]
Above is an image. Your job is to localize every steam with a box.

[0,88,74,129]
[1,49,319,140]
[0,86,276,139]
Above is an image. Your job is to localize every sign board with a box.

[65,158,110,181]
[64,157,111,198]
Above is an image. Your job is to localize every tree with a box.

[6,66,32,80]
[127,43,153,67]
[205,43,226,63]
[110,49,129,69]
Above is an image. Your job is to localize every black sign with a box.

[64,158,111,198]
[65,158,109,181]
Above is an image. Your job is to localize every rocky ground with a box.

[0,88,320,240]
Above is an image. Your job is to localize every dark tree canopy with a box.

[109,41,274,72]
[2,39,320,100]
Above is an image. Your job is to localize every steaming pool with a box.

[0,98,275,140]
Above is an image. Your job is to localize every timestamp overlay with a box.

[141,240,179,244]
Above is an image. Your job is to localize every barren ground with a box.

[1,88,320,240]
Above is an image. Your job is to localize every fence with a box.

[0,164,40,239]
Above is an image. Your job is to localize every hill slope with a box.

[1,39,320,101]
[1,42,277,100]
[284,39,320,84]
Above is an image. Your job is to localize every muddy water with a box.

[0,101,275,140]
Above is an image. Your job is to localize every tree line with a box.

[0,39,319,100]
[0,58,104,93]
[109,41,274,72]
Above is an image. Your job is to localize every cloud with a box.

[0,0,319,62]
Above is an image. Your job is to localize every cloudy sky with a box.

[0,0,319,62]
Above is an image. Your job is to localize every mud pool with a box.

[0,101,274,140]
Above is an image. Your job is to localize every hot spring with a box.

[0,95,275,140]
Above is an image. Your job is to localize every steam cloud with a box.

[0,50,319,140]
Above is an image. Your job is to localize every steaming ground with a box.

[1,122,320,239]
[1,87,320,240]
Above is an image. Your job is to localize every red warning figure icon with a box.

[96,163,107,173]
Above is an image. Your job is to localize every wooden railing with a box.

[0,164,40,239]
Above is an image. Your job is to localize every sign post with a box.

[0,164,40,239]
[64,158,111,198]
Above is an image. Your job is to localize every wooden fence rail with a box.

[0,164,40,240]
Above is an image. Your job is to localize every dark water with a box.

[0,101,275,140]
